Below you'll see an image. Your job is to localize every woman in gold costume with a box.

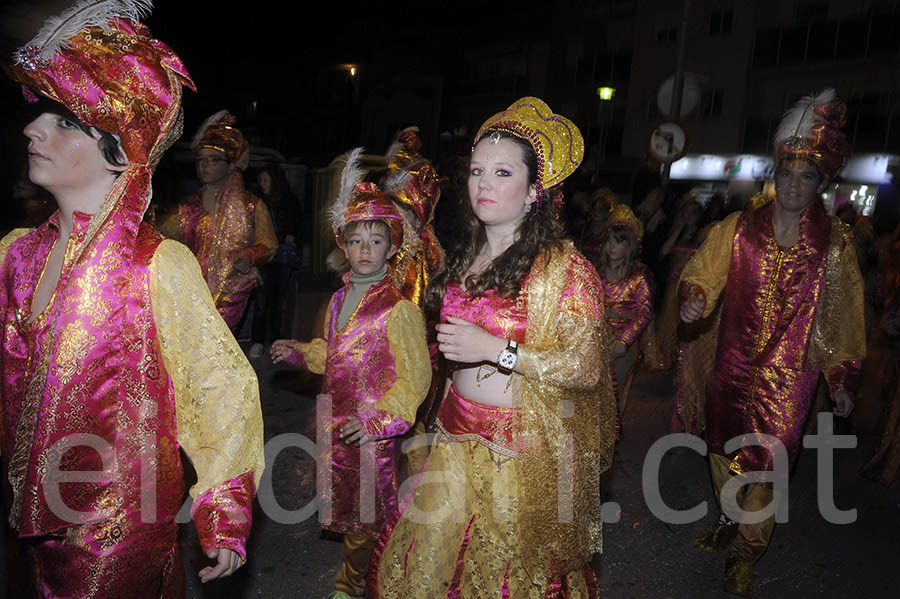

[369,97,615,599]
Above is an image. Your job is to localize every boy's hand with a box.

[199,547,243,583]
[270,339,304,366]
[340,416,373,446]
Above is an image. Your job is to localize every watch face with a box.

[498,350,517,370]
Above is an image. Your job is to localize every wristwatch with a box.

[496,339,518,375]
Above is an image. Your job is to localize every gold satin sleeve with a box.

[678,211,740,318]
[376,299,431,424]
[253,199,278,261]
[299,338,328,374]
[149,240,265,498]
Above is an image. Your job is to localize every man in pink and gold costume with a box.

[0,3,264,597]
[679,89,865,597]
[161,111,277,331]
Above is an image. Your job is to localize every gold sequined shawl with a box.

[515,240,616,584]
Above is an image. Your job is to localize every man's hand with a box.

[832,390,854,418]
[233,249,254,273]
[199,547,243,583]
[340,416,373,446]
[612,341,627,359]
[680,290,706,323]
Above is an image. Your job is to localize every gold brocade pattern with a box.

[376,433,597,598]
[149,240,265,500]
[299,337,328,375]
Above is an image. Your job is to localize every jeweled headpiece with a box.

[330,148,404,247]
[773,88,849,181]
[475,96,584,194]
[9,0,195,166]
[192,110,250,170]
[608,204,644,240]
[383,127,443,225]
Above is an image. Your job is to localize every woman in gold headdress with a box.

[369,97,615,599]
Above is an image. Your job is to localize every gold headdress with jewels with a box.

[608,204,644,240]
[773,88,849,181]
[475,96,584,193]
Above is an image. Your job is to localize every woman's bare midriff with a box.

[450,364,516,407]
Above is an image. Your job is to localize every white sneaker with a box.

[248,343,265,359]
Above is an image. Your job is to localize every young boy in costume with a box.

[270,149,431,599]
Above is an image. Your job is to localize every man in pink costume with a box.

[0,3,265,597]
[161,110,277,331]
[679,89,866,597]
[270,161,431,599]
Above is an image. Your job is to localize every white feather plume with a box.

[330,147,366,232]
[383,169,411,194]
[25,0,153,63]
[191,109,230,151]
[773,88,837,146]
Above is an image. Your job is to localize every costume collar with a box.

[759,199,829,258]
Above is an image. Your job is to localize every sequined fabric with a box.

[163,170,276,330]
[372,242,615,596]
[679,202,866,473]
[475,97,585,193]
[313,275,430,540]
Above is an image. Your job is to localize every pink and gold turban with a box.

[385,128,443,226]
[339,182,405,248]
[773,89,849,181]
[192,111,250,170]
[10,15,195,167]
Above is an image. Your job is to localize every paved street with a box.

[179,346,900,599]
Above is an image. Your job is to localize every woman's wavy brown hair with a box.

[426,130,565,312]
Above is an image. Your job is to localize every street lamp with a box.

[597,86,616,101]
